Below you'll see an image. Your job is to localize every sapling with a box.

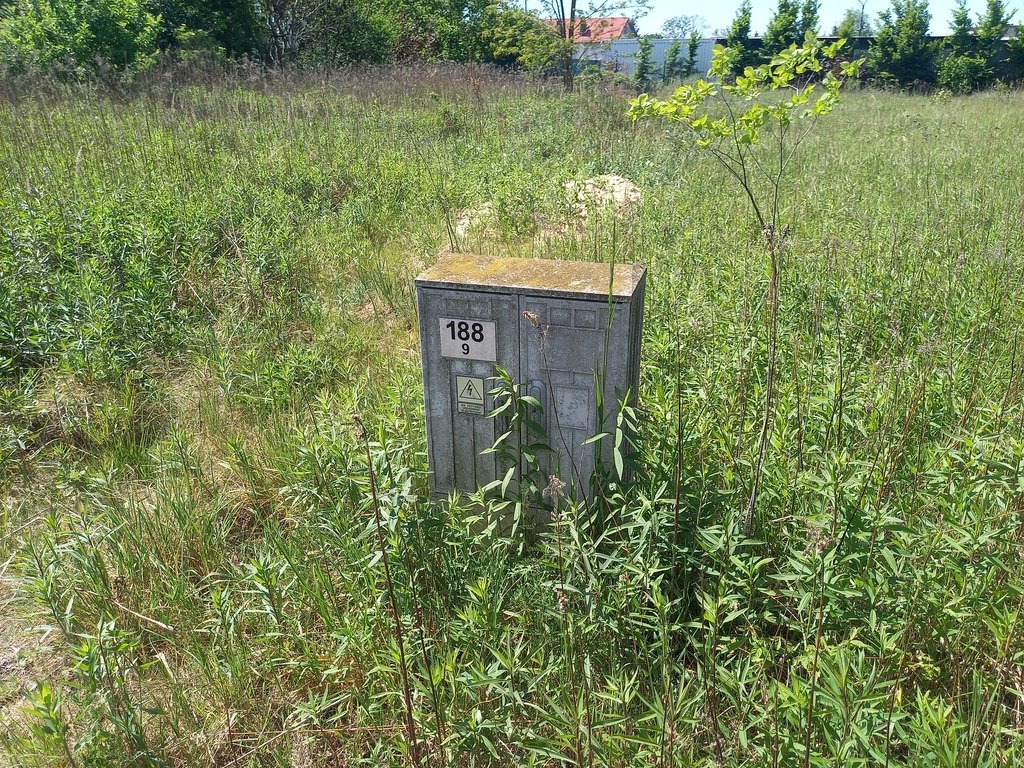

[629,39,863,532]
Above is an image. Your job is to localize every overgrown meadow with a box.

[1,65,1023,767]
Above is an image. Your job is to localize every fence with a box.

[579,38,717,78]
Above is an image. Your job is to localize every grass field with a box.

[1,65,1024,767]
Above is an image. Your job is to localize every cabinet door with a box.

[417,287,520,496]
[519,296,634,498]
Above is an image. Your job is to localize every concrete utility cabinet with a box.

[415,254,646,502]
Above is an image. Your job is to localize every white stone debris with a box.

[452,174,641,244]
[563,174,642,226]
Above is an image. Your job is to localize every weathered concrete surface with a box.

[415,254,645,509]
[417,254,646,301]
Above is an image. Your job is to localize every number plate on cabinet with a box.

[439,317,497,361]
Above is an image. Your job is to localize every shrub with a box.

[663,39,682,81]
[724,0,759,74]
[1010,35,1024,79]
[481,3,563,73]
[0,0,159,72]
[937,53,991,92]
[633,35,654,90]
[870,0,939,87]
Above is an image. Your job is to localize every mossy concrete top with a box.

[416,253,646,302]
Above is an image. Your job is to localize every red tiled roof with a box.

[544,16,633,43]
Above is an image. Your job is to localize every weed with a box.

[0,64,1023,767]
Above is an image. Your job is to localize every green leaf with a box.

[500,466,515,497]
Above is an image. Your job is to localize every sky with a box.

[593,0,985,36]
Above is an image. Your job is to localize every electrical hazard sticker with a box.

[455,376,485,416]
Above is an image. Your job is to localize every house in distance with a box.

[543,15,639,45]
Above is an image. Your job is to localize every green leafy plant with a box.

[484,364,552,538]
[26,682,79,768]
[630,39,863,531]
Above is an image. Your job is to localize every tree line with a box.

[631,0,1021,93]
[0,0,567,72]
[719,0,1023,91]
[1,0,1022,93]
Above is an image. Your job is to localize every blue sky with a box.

[617,1,1000,36]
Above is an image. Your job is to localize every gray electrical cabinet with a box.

[415,254,646,506]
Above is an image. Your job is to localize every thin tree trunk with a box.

[556,0,577,92]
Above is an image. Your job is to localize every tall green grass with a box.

[1,67,1023,766]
